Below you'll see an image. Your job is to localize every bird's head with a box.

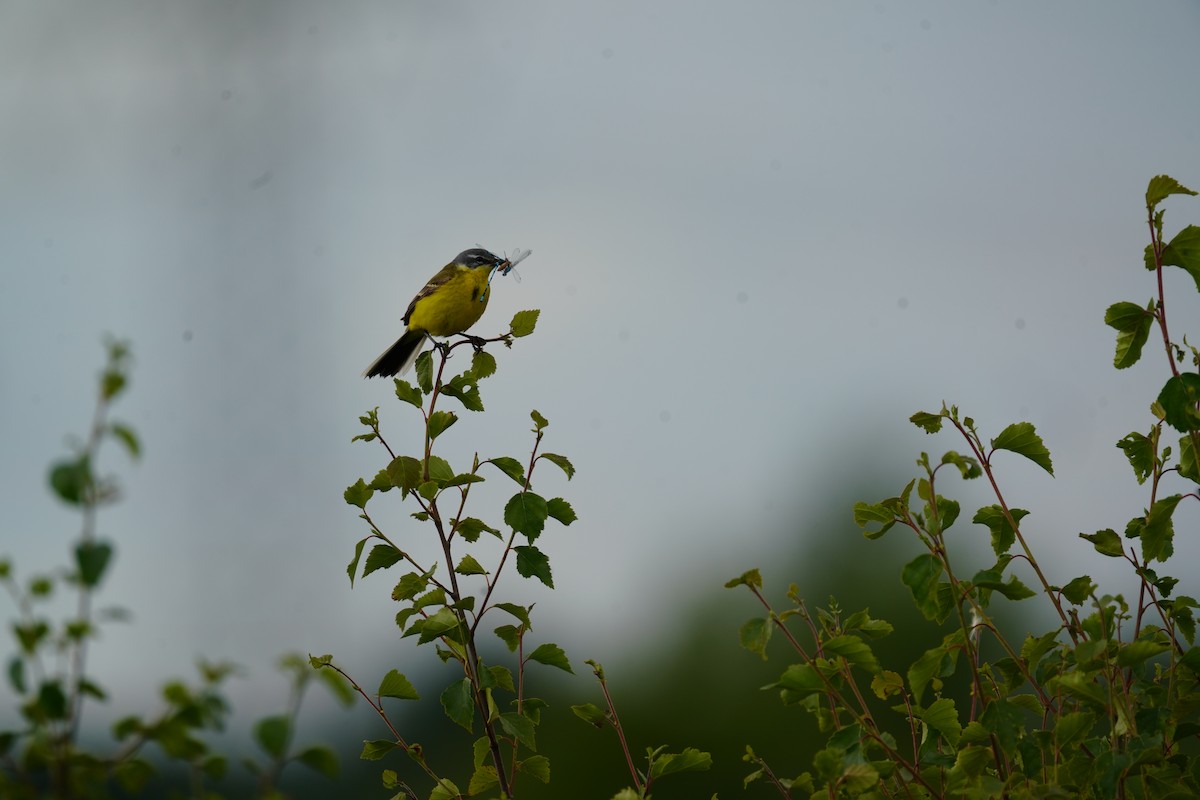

[454,248,509,272]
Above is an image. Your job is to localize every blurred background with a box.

[2,1,1200,797]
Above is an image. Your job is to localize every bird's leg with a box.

[459,333,488,352]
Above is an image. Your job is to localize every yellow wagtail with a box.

[363,248,512,378]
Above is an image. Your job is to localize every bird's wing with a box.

[402,263,460,324]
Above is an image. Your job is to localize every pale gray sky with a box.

[2,0,1199,736]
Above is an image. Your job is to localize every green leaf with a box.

[487,456,527,486]
[415,350,433,393]
[1116,431,1156,483]
[910,411,944,434]
[1054,712,1096,748]
[530,409,549,430]
[510,309,540,337]
[921,698,962,746]
[472,350,497,379]
[455,554,488,576]
[972,568,1036,601]
[75,541,113,588]
[1180,433,1199,483]
[649,747,712,779]
[296,745,339,779]
[344,478,374,509]
[455,516,500,542]
[724,569,763,589]
[775,663,826,698]
[1061,576,1095,605]
[527,643,573,673]
[539,452,575,480]
[417,608,462,644]
[571,703,607,727]
[1143,494,1184,563]
[360,739,398,760]
[1080,528,1124,558]
[468,765,500,796]
[254,715,290,758]
[505,492,549,540]
[393,379,423,408]
[1105,301,1155,370]
[1117,637,1171,667]
[546,497,577,526]
[441,373,484,412]
[494,624,522,651]
[992,422,1054,475]
[854,501,896,539]
[8,657,26,694]
[362,544,403,578]
[427,410,457,440]
[1021,631,1060,666]
[515,545,554,588]
[1146,174,1197,208]
[823,635,880,673]
[902,554,946,621]
[440,678,475,731]
[519,754,551,783]
[495,602,532,627]
[49,456,90,505]
[739,618,771,660]
[972,505,1030,556]
[391,571,429,601]
[109,422,141,460]
[429,779,462,800]
[378,669,420,700]
[871,670,904,699]
[498,712,537,750]
[426,455,454,483]
[1158,374,1200,433]
[1161,224,1200,292]
[385,456,422,497]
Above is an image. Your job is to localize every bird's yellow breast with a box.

[407,265,493,337]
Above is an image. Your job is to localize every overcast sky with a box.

[2,1,1199,734]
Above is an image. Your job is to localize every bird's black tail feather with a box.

[363,329,428,378]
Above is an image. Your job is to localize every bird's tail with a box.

[363,329,428,378]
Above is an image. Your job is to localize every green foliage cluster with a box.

[729,175,1200,798]
[328,313,711,799]
[0,341,352,800]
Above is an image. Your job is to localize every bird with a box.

[363,248,511,378]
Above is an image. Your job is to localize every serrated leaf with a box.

[546,497,576,526]
[468,765,499,796]
[498,712,537,750]
[823,635,880,673]
[254,715,290,758]
[361,739,398,760]
[853,501,896,539]
[506,492,549,540]
[1143,494,1183,563]
[515,545,554,588]
[1054,712,1096,748]
[417,608,462,644]
[455,554,488,576]
[393,379,423,408]
[910,411,944,434]
[510,309,540,337]
[494,624,522,651]
[441,373,484,412]
[724,569,762,589]
[495,602,532,627]
[1158,374,1200,433]
[527,643,573,673]
[1061,576,1095,605]
[902,554,946,621]
[487,456,527,486]
[1162,225,1200,292]
[344,479,373,509]
[386,456,422,497]
[455,516,500,542]
[1116,431,1156,483]
[440,678,474,732]
[1146,174,1197,208]
[519,754,550,783]
[472,349,497,379]
[530,409,548,430]
[1117,637,1170,667]
[1080,528,1123,558]
[378,669,419,700]
[1180,433,1199,482]
[972,505,1030,556]
[391,571,428,601]
[992,422,1054,475]
[650,748,712,779]
[871,670,904,699]
[571,703,607,727]
[415,350,433,392]
[1105,301,1155,370]
[427,410,457,440]
[362,545,403,578]
[429,778,462,800]
[739,618,771,660]
[539,452,575,480]
[426,455,454,483]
